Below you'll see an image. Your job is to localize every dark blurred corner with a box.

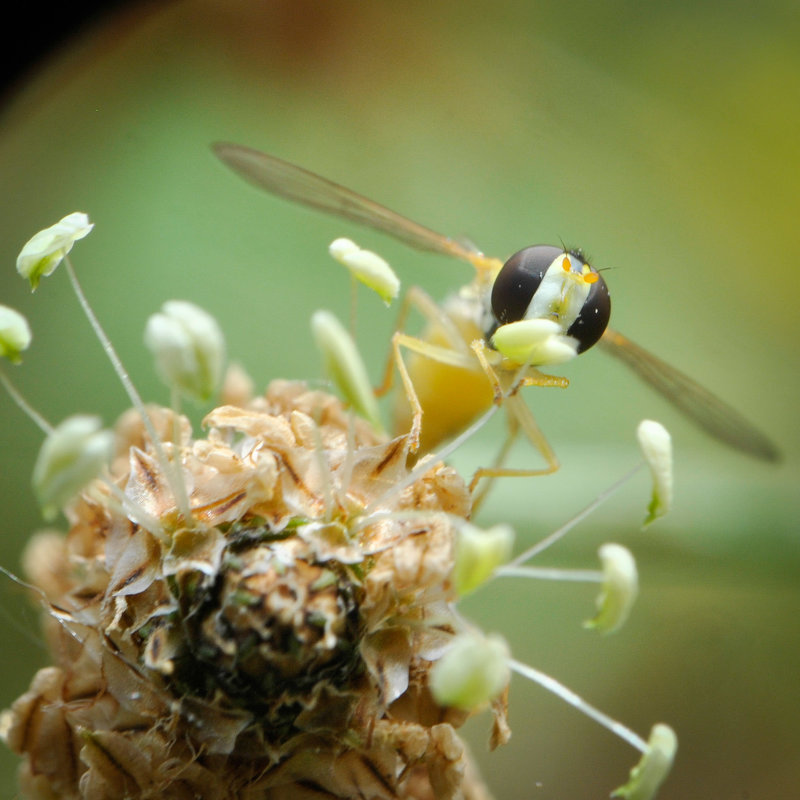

[2,0,134,103]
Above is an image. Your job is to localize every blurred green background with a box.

[0,1,797,797]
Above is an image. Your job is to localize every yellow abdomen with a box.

[392,318,494,454]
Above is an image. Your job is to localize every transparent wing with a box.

[213,142,486,267]
[600,328,780,462]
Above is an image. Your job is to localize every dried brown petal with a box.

[3,382,498,799]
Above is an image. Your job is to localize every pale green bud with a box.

[637,420,673,527]
[310,309,383,431]
[0,305,32,363]
[430,632,510,711]
[452,522,514,596]
[144,300,226,403]
[33,415,113,520]
[329,237,400,305]
[585,543,638,634]
[17,212,94,291]
[492,319,578,365]
[612,724,677,800]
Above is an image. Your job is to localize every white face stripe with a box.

[523,254,593,333]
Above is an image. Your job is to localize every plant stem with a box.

[495,565,603,582]
[509,461,645,566]
[509,658,648,752]
[0,367,54,435]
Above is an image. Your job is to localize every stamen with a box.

[509,658,648,752]
[495,565,602,582]
[0,368,53,436]
[63,256,192,523]
[508,461,645,566]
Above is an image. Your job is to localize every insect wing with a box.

[600,328,780,462]
[213,142,482,265]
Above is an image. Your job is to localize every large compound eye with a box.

[490,244,611,354]
[565,268,610,352]
[491,245,564,325]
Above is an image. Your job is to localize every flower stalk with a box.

[63,256,193,523]
[0,368,53,435]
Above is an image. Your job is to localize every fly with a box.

[212,142,780,483]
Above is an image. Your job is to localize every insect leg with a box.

[468,409,521,511]
[375,286,469,398]
[390,330,480,453]
[466,339,563,504]
[468,391,560,500]
[469,339,570,401]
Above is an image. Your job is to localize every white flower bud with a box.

[453,522,514,596]
[636,420,673,527]
[612,723,678,800]
[492,319,578,366]
[17,212,94,291]
[32,415,113,520]
[144,300,226,403]
[329,237,400,305]
[430,632,510,711]
[310,309,383,431]
[0,305,32,363]
[585,543,638,634]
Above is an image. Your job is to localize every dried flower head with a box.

[2,379,501,799]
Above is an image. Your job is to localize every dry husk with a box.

[2,381,505,799]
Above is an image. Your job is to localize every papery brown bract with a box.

[2,381,505,799]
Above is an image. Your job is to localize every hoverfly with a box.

[212,142,780,488]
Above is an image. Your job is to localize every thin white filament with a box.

[64,256,192,523]
[495,565,602,582]
[0,367,54,435]
[509,658,648,752]
[509,461,645,566]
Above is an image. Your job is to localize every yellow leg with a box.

[466,339,565,506]
[390,330,478,452]
[371,287,566,489]
[373,285,478,453]
[469,339,505,404]
[468,392,561,504]
[469,339,569,400]
[375,286,468,398]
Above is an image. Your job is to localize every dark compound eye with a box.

[565,269,610,352]
[490,244,611,354]
[491,245,563,326]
